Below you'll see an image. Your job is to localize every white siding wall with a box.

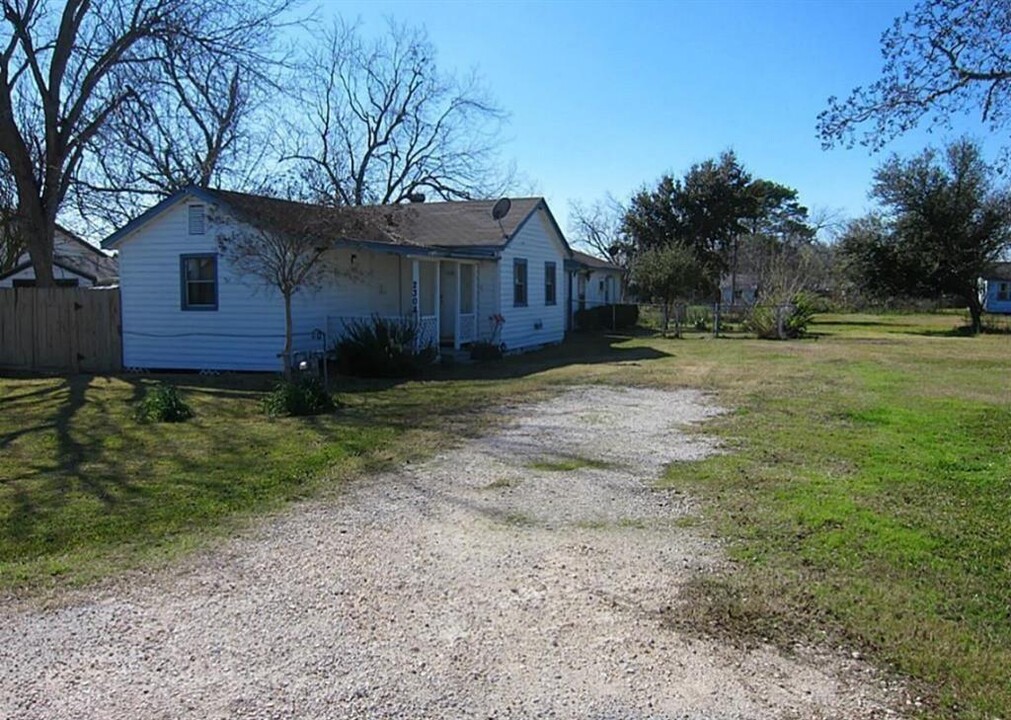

[498,208,567,350]
[118,200,335,371]
[984,279,1011,314]
[476,259,499,341]
[580,269,623,306]
[316,247,407,319]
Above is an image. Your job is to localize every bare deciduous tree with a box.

[76,9,293,228]
[215,188,389,375]
[0,158,23,272]
[568,195,630,266]
[288,18,511,207]
[818,0,1011,155]
[0,0,291,286]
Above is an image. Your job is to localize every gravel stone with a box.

[0,386,904,719]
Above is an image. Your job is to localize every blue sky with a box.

[325,0,1000,237]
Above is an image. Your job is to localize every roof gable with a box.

[0,257,99,283]
[101,188,217,249]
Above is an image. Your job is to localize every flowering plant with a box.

[488,313,505,343]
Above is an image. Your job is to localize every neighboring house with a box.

[0,225,118,288]
[101,187,573,372]
[982,262,1011,314]
[720,273,759,307]
[566,250,624,314]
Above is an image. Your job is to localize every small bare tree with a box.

[215,189,388,375]
[568,195,630,266]
[0,0,292,286]
[287,18,511,206]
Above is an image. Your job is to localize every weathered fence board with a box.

[0,288,121,373]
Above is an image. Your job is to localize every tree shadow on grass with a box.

[1,376,151,556]
[334,334,674,395]
[896,325,977,338]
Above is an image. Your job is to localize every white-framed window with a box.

[513,258,527,306]
[998,281,1009,301]
[188,204,206,235]
[544,262,556,305]
[180,254,218,310]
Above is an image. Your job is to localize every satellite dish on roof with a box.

[491,197,512,221]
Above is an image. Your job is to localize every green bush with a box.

[262,375,336,417]
[136,382,194,423]
[574,304,640,330]
[334,316,437,378]
[746,294,816,339]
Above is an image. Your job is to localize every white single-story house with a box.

[101,187,574,372]
[566,250,625,317]
[0,225,118,288]
[982,262,1011,314]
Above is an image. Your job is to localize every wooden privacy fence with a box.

[0,287,122,373]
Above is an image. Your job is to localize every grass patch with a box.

[529,455,613,472]
[498,511,535,527]
[2,313,1010,717]
[482,477,520,490]
[655,313,1011,719]
[0,371,547,592]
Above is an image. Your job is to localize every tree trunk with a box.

[730,234,739,310]
[24,230,56,287]
[967,293,984,335]
[661,301,670,337]
[282,292,294,377]
[673,302,682,339]
[15,183,56,287]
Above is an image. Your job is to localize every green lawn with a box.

[1,313,1008,717]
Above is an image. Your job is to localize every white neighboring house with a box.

[101,187,573,372]
[0,225,118,288]
[566,250,624,312]
[982,262,1011,314]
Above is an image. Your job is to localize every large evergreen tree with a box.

[840,138,1011,332]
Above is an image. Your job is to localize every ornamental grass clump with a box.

[334,316,437,378]
[262,375,337,417]
[136,382,194,423]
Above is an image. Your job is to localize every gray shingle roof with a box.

[205,189,545,250]
[570,250,621,271]
[390,197,543,249]
[983,262,1011,281]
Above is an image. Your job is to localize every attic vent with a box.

[188,204,206,235]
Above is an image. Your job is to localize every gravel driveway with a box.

[1,386,903,719]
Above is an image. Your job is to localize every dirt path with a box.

[1,386,903,719]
